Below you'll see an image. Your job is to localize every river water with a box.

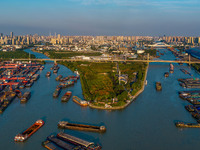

[0,49,200,150]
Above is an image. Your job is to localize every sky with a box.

[0,0,200,36]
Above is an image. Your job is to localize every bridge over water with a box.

[13,58,200,64]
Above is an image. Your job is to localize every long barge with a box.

[175,122,200,128]
[57,121,106,133]
[73,96,88,107]
[14,120,44,142]
[57,132,101,150]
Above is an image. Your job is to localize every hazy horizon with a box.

[1,0,200,36]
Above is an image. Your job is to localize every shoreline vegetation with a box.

[0,50,35,60]
[60,61,148,110]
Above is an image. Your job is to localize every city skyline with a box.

[0,0,200,36]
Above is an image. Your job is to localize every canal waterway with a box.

[1,48,200,150]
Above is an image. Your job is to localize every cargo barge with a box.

[156,82,162,91]
[73,96,88,106]
[53,88,61,98]
[46,72,51,77]
[58,121,106,133]
[61,91,72,102]
[46,135,80,150]
[164,72,169,77]
[178,78,200,88]
[57,132,102,150]
[14,120,44,142]
[0,92,16,113]
[20,91,31,103]
[42,140,60,150]
[32,74,40,81]
[175,122,200,128]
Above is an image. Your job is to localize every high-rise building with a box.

[10,32,13,38]
[57,34,61,39]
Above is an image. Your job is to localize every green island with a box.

[59,61,148,109]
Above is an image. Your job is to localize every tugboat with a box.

[61,91,72,102]
[73,96,88,106]
[156,82,162,91]
[14,120,44,142]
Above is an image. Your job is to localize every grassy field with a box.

[60,61,147,107]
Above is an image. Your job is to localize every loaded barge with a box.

[14,120,44,142]
[58,121,106,133]
[73,96,88,106]
[46,135,79,150]
[178,78,200,88]
[20,91,31,103]
[42,140,60,150]
[57,132,101,150]
[61,91,72,102]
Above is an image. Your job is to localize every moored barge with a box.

[20,91,31,103]
[73,96,88,106]
[58,121,106,133]
[175,122,200,128]
[14,120,44,142]
[57,132,102,150]
[42,140,60,150]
